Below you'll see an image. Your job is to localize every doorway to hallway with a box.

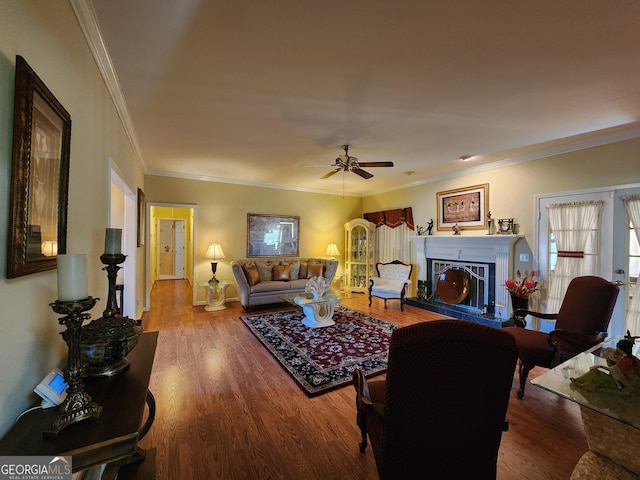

[147,203,197,308]
[158,219,186,279]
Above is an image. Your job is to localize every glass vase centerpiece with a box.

[80,229,143,377]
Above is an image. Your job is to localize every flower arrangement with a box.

[504,270,538,298]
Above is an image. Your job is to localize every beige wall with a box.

[363,138,640,275]
[0,1,145,436]
[144,176,362,302]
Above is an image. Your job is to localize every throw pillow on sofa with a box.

[307,263,324,278]
[289,260,300,280]
[256,262,273,282]
[243,264,260,286]
[273,264,291,281]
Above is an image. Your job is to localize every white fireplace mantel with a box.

[410,235,522,320]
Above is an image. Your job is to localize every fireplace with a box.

[430,259,495,315]
[408,235,521,328]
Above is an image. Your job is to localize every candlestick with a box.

[46,296,101,436]
[104,228,122,255]
[57,254,88,301]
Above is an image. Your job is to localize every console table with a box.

[0,331,158,479]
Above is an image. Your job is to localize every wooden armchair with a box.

[368,260,413,311]
[354,320,518,479]
[503,275,619,399]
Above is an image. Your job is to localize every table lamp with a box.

[41,240,58,257]
[325,243,340,260]
[205,243,225,285]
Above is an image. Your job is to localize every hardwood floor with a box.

[139,279,588,479]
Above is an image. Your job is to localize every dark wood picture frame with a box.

[247,214,300,257]
[436,183,489,231]
[137,188,146,247]
[7,56,71,278]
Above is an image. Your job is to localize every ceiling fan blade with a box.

[352,168,374,179]
[356,161,394,168]
[321,168,341,179]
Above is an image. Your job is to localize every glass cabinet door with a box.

[344,219,375,293]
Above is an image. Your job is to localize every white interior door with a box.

[175,220,185,278]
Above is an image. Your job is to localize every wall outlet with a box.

[519,253,530,262]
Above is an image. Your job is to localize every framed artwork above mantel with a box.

[247,214,300,257]
[436,183,488,231]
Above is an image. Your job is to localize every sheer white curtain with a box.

[376,224,412,263]
[546,200,603,313]
[623,195,640,333]
[364,208,414,264]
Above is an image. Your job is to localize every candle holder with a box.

[80,254,143,377]
[46,296,102,436]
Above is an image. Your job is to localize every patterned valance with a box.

[364,207,414,230]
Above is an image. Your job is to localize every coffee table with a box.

[281,290,352,328]
[531,335,640,478]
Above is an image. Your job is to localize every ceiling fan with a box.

[320,145,394,180]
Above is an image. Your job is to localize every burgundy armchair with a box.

[353,319,518,480]
[503,275,619,399]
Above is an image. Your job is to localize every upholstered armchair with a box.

[503,275,619,399]
[368,260,413,311]
[353,320,518,480]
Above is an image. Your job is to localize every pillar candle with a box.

[57,254,88,301]
[104,228,122,255]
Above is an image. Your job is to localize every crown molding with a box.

[68,0,146,171]
[369,121,640,196]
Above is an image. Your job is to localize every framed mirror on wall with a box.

[247,214,300,257]
[7,56,71,278]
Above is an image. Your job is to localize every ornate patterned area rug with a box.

[240,305,398,396]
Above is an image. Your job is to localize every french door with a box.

[536,185,640,336]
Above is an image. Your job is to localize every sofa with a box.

[231,258,339,310]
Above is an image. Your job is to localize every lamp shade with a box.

[325,243,340,257]
[41,240,58,257]
[205,243,225,260]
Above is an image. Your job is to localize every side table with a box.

[199,280,230,311]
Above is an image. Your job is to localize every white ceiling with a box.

[81,0,640,196]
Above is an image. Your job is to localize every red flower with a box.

[503,270,538,297]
